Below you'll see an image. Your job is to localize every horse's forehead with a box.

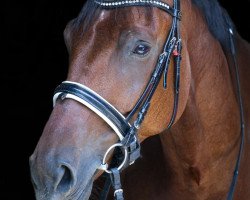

[93,9,155,35]
[67,7,157,63]
[73,7,154,35]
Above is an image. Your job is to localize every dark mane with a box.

[73,0,234,49]
[192,0,235,50]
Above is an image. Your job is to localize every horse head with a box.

[30,0,250,199]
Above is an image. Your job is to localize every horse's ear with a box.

[63,19,75,53]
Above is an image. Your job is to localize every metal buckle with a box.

[98,143,128,173]
[114,189,123,197]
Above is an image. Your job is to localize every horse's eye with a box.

[132,44,151,56]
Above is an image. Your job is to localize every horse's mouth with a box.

[72,167,105,200]
[79,183,93,200]
[75,167,110,200]
[67,178,94,200]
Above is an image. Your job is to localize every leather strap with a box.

[110,168,124,200]
[53,81,131,140]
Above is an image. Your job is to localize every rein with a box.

[226,17,245,200]
[52,0,245,199]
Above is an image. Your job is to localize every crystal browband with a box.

[94,0,181,19]
[95,0,170,9]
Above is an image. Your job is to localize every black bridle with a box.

[54,1,181,199]
[53,0,244,200]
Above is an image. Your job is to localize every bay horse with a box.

[29,0,250,199]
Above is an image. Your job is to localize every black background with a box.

[2,0,250,199]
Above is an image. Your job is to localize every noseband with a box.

[54,0,181,198]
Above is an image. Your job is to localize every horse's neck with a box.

[159,17,242,198]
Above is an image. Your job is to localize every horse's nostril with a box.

[55,164,75,193]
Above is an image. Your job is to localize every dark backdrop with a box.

[2,0,250,199]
